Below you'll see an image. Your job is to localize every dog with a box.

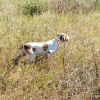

[12,33,69,63]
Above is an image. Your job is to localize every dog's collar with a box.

[55,38,59,43]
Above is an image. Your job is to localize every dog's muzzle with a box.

[67,36,70,41]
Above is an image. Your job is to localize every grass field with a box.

[0,0,100,99]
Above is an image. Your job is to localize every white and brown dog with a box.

[12,33,69,63]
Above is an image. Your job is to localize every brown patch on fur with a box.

[20,44,31,54]
[24,44,31,54]
[33,48,36,52]
[42,43,48,51]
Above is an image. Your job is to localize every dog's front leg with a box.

[46,50,54,58]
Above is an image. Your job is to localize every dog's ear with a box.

[60,34,68,42]
[62,35,66,41]
[60,35,65,42]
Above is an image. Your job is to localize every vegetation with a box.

[22,0,48,16]
[95,0,99,10]
[0,0,100,99]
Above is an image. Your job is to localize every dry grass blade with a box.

[63,41,66,79]
[92,47,99,86]
[0,0,100,99]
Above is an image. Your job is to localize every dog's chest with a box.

[46,39,57,52]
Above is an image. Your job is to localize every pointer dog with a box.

[12,33,69,63]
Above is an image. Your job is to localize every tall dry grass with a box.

[0,0,100,100]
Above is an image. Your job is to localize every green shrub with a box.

[95,0,99,10]
[22,1,48,16]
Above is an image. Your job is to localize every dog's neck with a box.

[55,38,59,44]
[55,35,61,44]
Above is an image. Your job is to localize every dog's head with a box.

[56,33,69,42]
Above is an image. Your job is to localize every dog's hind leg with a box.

[12,52,27,63]
[12,55,21,62]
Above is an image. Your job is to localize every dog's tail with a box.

[11,55,21,62]
[11,49,22,62]
[12,47,23,63]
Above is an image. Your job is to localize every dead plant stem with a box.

[63,41,66,79]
